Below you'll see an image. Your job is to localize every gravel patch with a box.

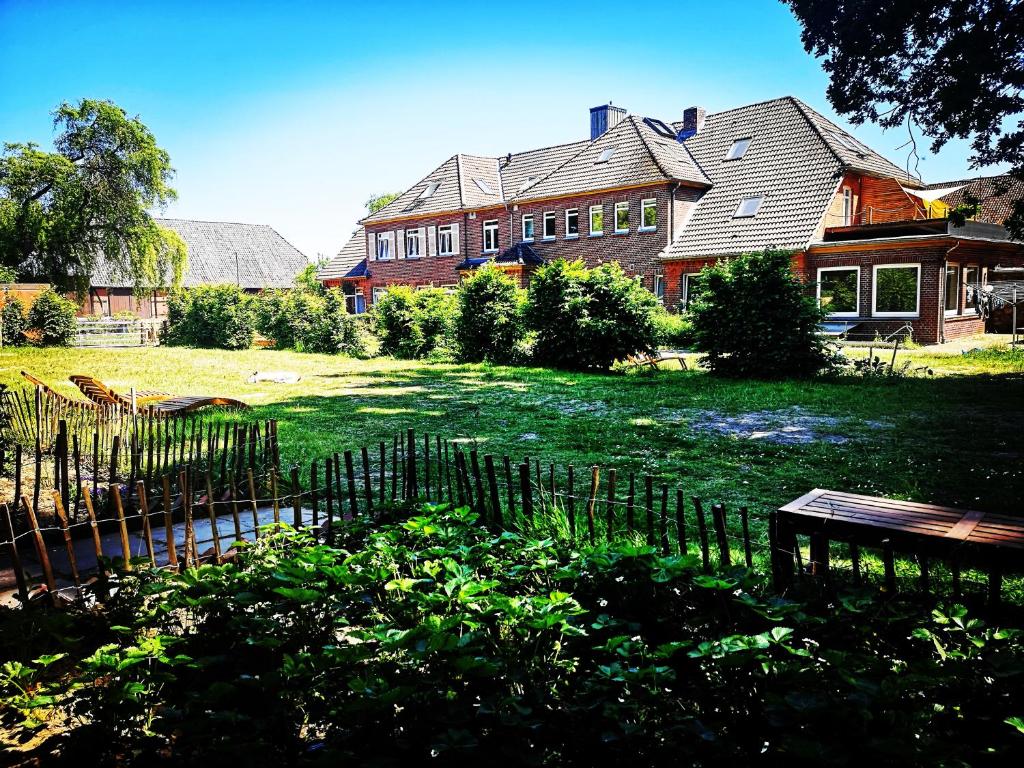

[663,406,891,445]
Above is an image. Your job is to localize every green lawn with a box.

[4,342,1022,518]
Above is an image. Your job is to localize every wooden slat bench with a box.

[772,488,1023,602]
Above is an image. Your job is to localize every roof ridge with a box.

[629,116,673,181]
[494,157,506,201]
[508,132,600,202]
[455,154,466,209]
[154,217,274,228]
[786,96,846,172]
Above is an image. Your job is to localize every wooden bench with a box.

[624,350,688,370]
[772,488,1023,602]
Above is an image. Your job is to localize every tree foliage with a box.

[455,264,525,363]
[783,0,1024,236]
[527,259,658,371]
[688,249,833,378]
[256,286,365,356]
[365,192,402,215]
[0,99,187,292]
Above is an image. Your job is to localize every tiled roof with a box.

[514,116,709,201]
[926,174,1024,225]
[500,140,589,198]
[362,155,464,223]
[790,98,921,185]
[319,226,367,281]
[92,218,309,289]
[665,97,844,259]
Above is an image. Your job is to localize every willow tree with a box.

[0,99,187,292]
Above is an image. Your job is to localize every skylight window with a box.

[474,178,494,195]
[643,117,676,139]
[830,130,867,154]
[724,137,752,161]
[596,147,616,164]
[418,182,441,200]
[734,195,764,218]
[518,175,540,193]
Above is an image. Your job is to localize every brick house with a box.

[320,96,1024,344]
[89,218,309,318]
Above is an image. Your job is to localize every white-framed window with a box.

[872,264,920,317]
[437,225,454,255]
[817,266,860,317]
[405,229,422,258]
[375,233,392,260]
[372,286,388,304]
[596,147,615,163]
[543,211,556,239]
[522,214,534,242]
[589,205,603,236]
[614,201,629,233]
[724,137,752,161]
[440,284,458,294]
[640,198,657,231]
[944,264,960,315]
[565,208,579,238]
[416,284,433,291]
[842,188,853,226]
[963,266,981,313]
[682,273,704,310]
[418,182,440,199]
[734,195,763,218]
[482,220,499,253]
[653,275,665,304]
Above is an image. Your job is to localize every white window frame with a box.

[482,219,499,253]
[522,214,534,243]
[872,263,921,318]
[944,264,960,316]
[962,265,981,314]
[405,229,422,259]
[734,195,763,218]
[653,274,665,304]
[724,137,752,161]
[639,198,657,232]
[589,205,603,236]
[682,273,702,310]
[842,188,853,226]
[375,234,392,261]
[372,286,388,304]
[565,208,579,239]
[542,211,556,240]
[437,225,454,256]
[614,201,629,234]
[816,266,860,318]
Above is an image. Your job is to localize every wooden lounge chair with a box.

[624,350,689,370]
[69,374,248,415]
[21,371,99,410]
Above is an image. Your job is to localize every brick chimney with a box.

[590,103,627,140]
[680,106,706,139]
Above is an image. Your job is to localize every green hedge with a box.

[455,263,526,363]
[1,295,27,346]
[27,288,78,347]
[164,284,257,350]
[373,286,457,359]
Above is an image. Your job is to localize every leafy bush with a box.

[688,249,834,377]
[2,506,1021,765]
[527,259,658,370]
[164,284,256,350]
[27,288,78,346]
[374,286,457,359]
[456,263,526,363]
[300,289,366,356]
[651,307,694,349]
[0,295,27,346]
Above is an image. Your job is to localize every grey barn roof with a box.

[92,218,310,289]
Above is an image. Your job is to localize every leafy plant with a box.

[373,286,457,359]
[688,249,834,377]
[455,263,526,363]
[27,288,78,346]
[164,283,256,350]
[527,259,659,370]
[1,294,27,346]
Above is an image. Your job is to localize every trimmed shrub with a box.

[301,289,367,356]
[164,284,256,350]
[688,249,833,377]
[526,259,659,370]
[652,308,695,349]
[27,288,78,347]
[373,286,456,359]
[1,295,27,346]
[254,290,295,349]
[455,264,525,363]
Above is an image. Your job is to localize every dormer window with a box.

[734,195,763,218]
[474,178,494,195]
[596,147,616,164]
[419,182,441,199]
[724,138,752,160]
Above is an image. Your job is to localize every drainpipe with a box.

[667,183,678,306]
[940,240,962,344]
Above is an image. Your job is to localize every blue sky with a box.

[0,0,999,261]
